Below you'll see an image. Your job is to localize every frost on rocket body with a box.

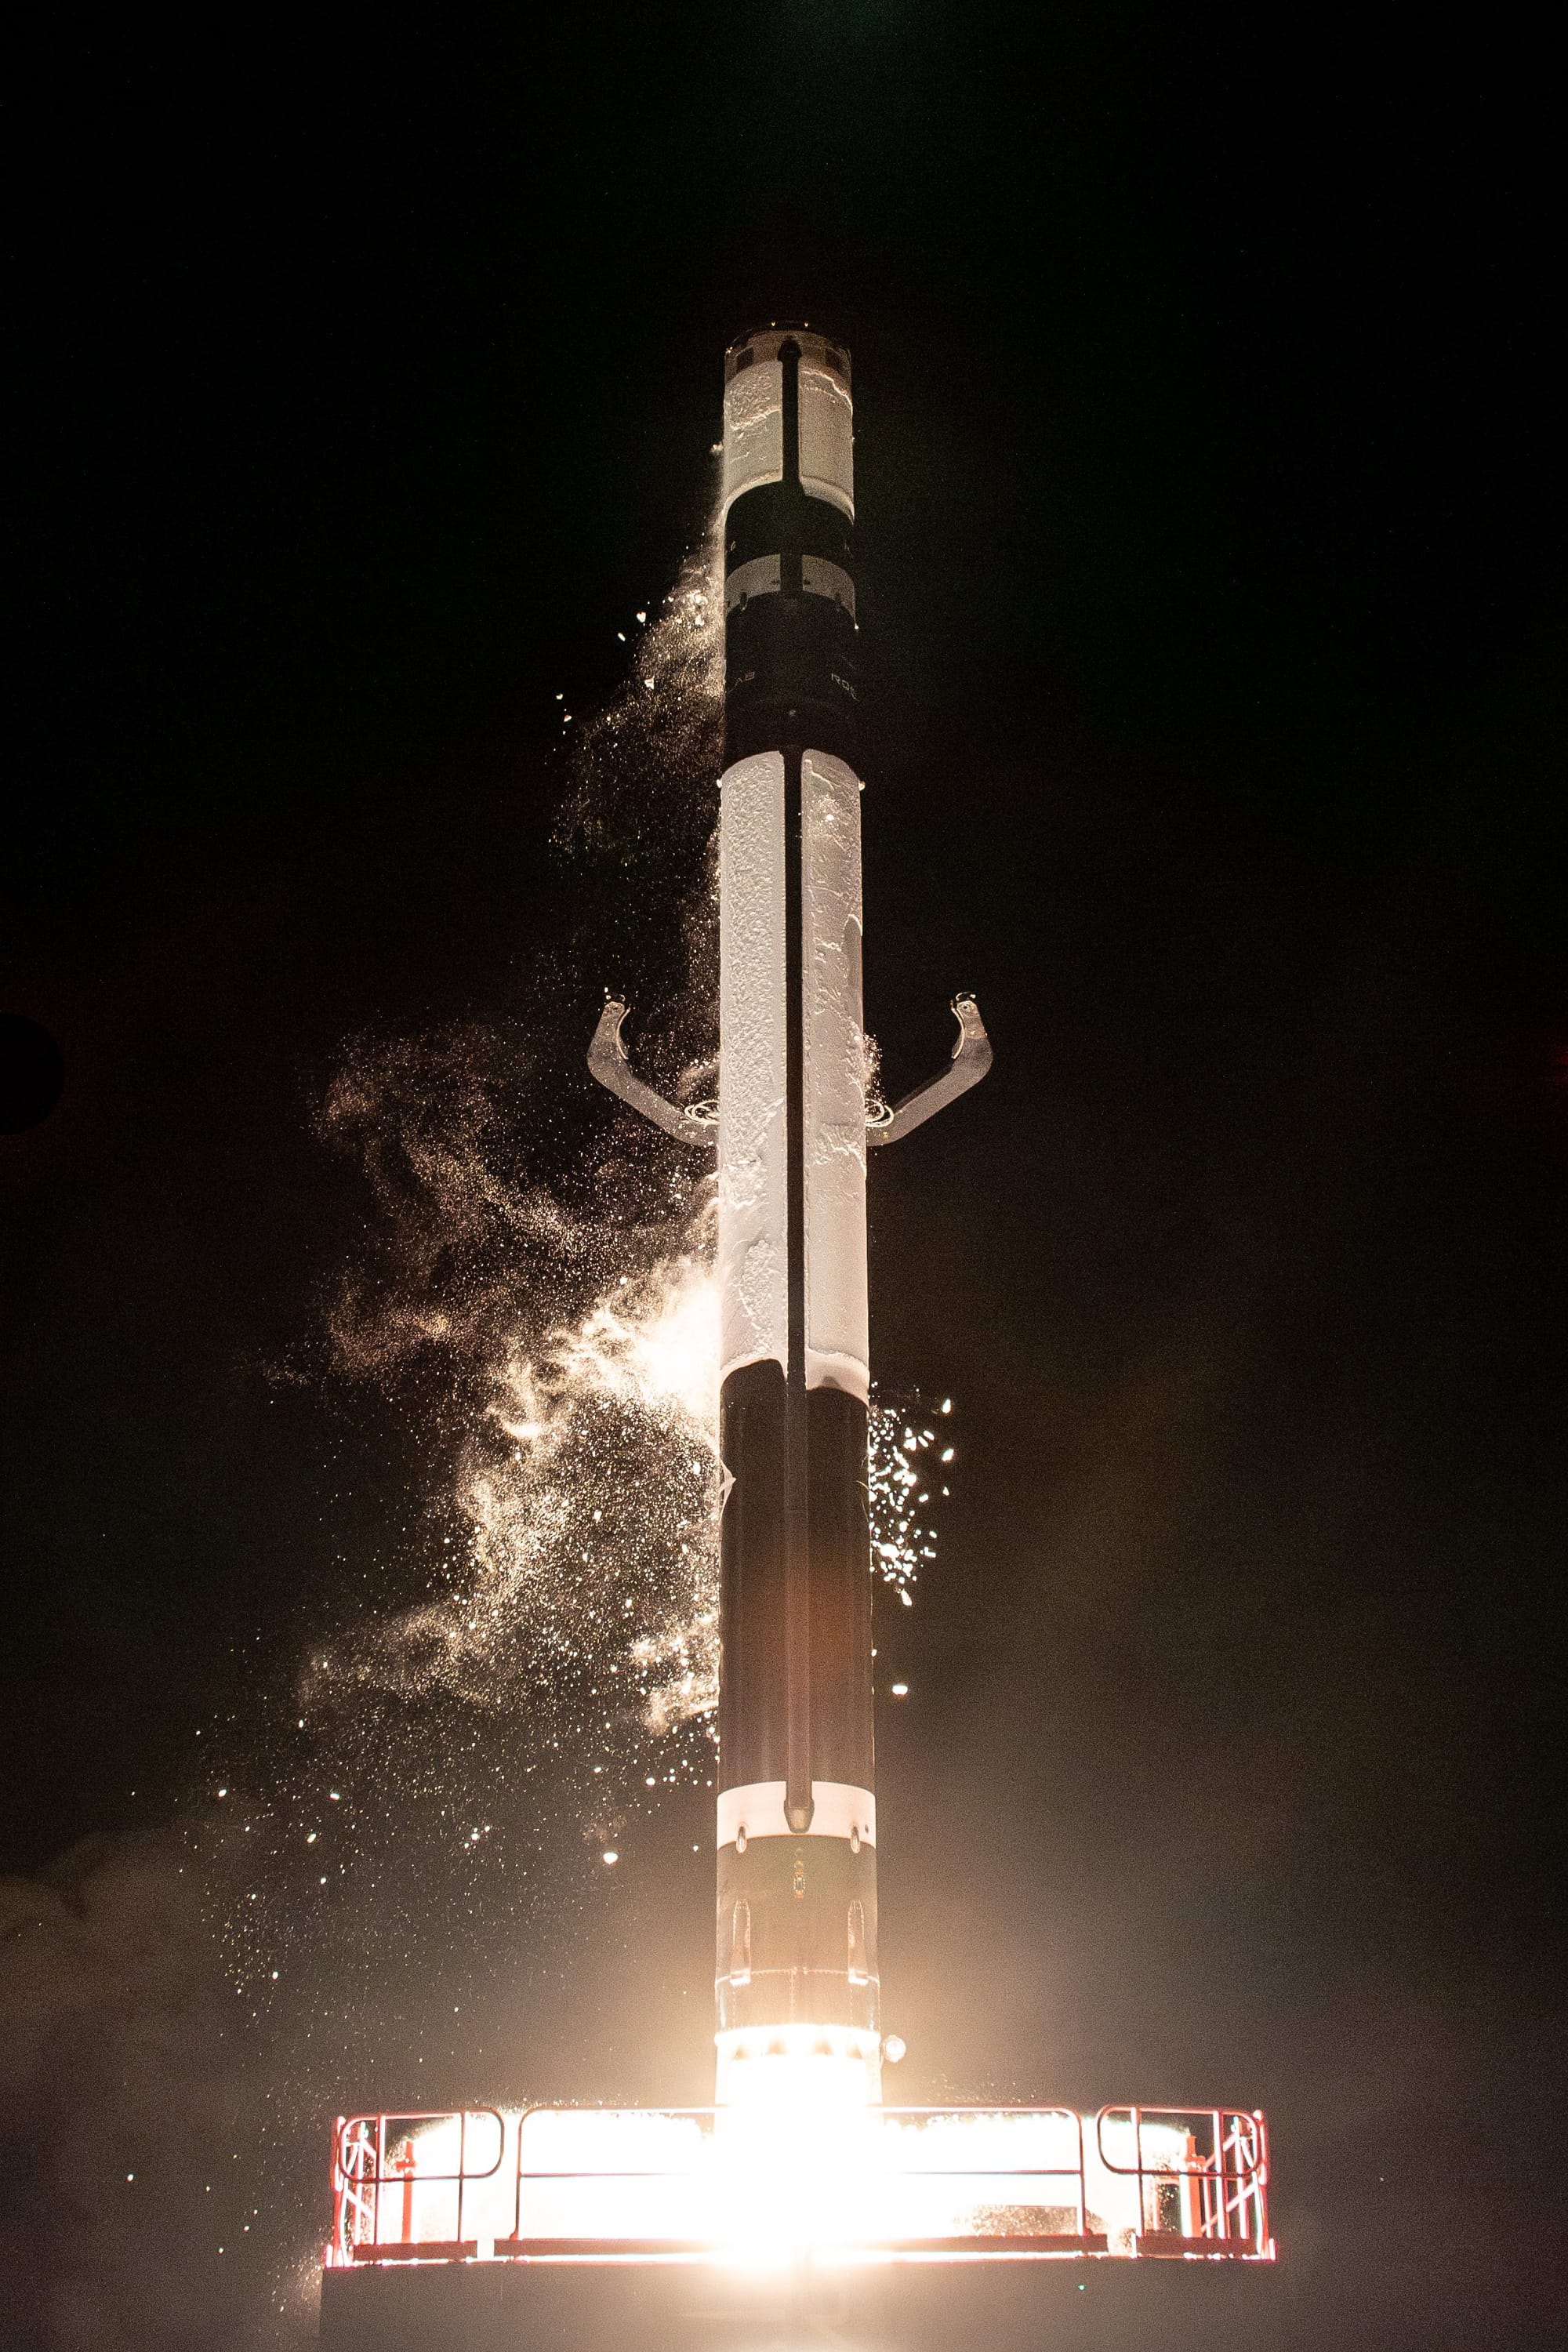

[803,752,869,1399]
[717,753,789,1381]
[797,363,855,518]
[721,361,784,514]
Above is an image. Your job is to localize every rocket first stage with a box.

[591,326,991,2104]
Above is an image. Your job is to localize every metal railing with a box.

[1095,2106,1272,2257]
[330,2109,506,2264]
[327,2100,1273,2267]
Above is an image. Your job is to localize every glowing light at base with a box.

[715,2023,884,2115]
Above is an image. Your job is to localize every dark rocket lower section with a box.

[718,1364,874,1795]
[717,1366,879,2032]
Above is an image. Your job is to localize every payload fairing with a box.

[591,327,990,2104]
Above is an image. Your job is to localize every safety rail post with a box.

[330,2109,507,2259]
[329,2114,382,2266]
[1094,2105,1271,2258]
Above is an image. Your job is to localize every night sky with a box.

[4,9,1563,2350]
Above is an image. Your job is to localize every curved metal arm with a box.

[867,993,992,1148]
[589,999,717,1150]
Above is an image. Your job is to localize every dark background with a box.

[4,5,1562,2347]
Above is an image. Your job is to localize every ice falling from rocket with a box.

[590,327,990,2107]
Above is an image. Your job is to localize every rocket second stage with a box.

[591,328,990,2103]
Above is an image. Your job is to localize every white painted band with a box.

[717,1781,876,1849]
[800,554,855,619]
[725,554,782,612]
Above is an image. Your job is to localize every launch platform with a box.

[318,2100,1274,2349]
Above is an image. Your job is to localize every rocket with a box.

[590,327,990,2103]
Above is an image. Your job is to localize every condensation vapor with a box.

[300,510,951,1806]
[308,526,729,1784]
[318,1247,723,1742]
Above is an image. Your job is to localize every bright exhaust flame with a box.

[715,2024,884,2117]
